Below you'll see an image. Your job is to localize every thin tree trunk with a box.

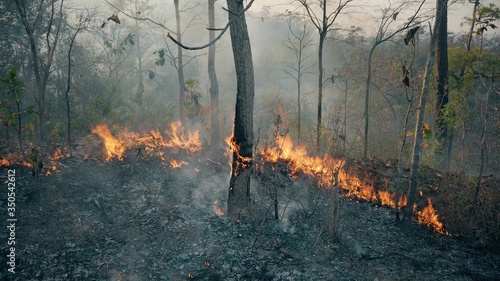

[466,0,479,52]
[297,64,301,143]
[174,0,186,125]
[14,0,64,142]
[135,0,144,104]
[403,16,442,229]
[363,46,376,159]
[395,86,413,222]
[15,100,25,160]
[316,32,325,152]
[475,84,491,205]
[227,0,255,222]
[65,40,74,156]
[208,0,220,147]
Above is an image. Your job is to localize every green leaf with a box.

[148,70,155,80]
[423,123,433,140]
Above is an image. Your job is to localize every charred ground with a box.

[0,143,499,280]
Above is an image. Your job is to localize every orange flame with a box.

[45,165,57,176]
[164,122,202,154]
[91,124,129,161]
[216,206,224,216]
[49,148,70,161]
[170,159,188,169]
[417,197,448,235]
[260,135,446,233]
[259,135,410,208]
[213,200,224,216]
[225,135,253,173]
[0,153,32,167]
[91,122,203,163]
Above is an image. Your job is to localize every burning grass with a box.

[3,121,494,248]
[258,134,447,234]
[91,122,202,168]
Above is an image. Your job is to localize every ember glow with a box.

[49,148,70,161]
[169,159,188,169]
[0,153,32,167]
[213,200,224,216]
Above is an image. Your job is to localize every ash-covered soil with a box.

[0,155,499,281]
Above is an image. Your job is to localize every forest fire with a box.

[91,124,129,161]
[259,135,446,233]
[0,153,32,167]
[164,122,202,154]
[49,148,70,161]
[91,122,202,165]
[225,136,252,173]
[170,159,188,169]
[417,197,448,235]
[260,135,386,202]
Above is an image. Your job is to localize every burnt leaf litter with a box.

[0,149,499,281]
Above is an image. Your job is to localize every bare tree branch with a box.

[104,0,175,33]
[167,0,256,50]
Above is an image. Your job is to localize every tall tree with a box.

[167,0,256,221]
[403,1,445,229]
[299,0,353,152]
[226,0,255,221]
[14,0,65,141]
[362,0,427,158]
[174,0,187,125]
[208,0,220,147]
[283,14,313,144]
[64,10,93,156]
[134,0,145,104]
[434,0,449,170]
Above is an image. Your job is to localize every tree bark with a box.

[135,0,144,104]
[363,46,376,159]
[174,0,186,125]
[434,0,449,170]
[208,0,220,147]
[65,29,80,156]
[14,0,64,142]
[226,0,255,222]
[316,31,325,153]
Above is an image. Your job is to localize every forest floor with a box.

[0,145,499,281]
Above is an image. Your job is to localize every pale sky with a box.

[245,0,495,34]
[79,0,497,37]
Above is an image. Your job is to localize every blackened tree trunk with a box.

[208,0,220,147]
[174,0,186,125]
[316,31,325,152]
[226,0,255,222]
[403,4,443,229]
[64,11,91,156]
[65,25,80,156]
[363,46,376,158]
[434,0,449,170]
